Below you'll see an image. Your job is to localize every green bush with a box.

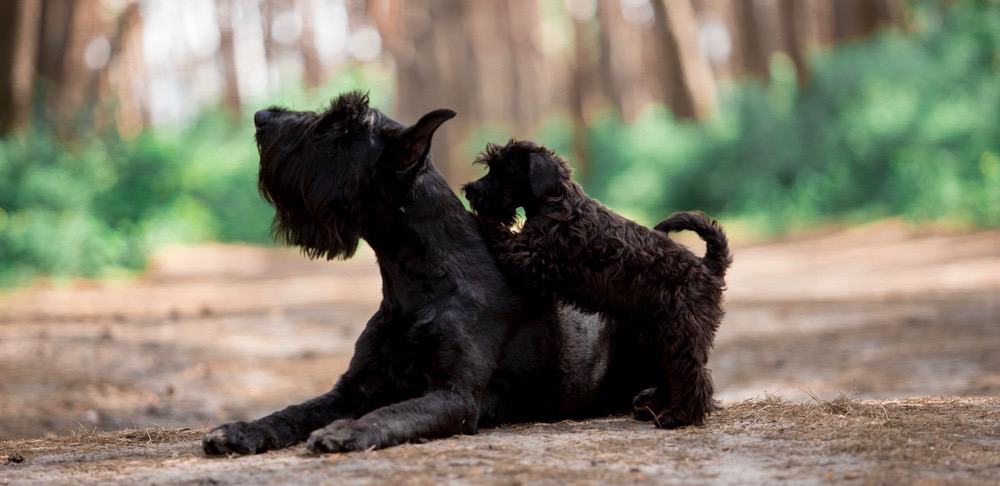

[0,68,390,286]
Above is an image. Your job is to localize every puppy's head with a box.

[462,140,572,225]
[254,90,455,259]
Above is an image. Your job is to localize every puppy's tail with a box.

[654,211,732,278]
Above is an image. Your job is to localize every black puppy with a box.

[463,140,731,428]
[203,92,640,455]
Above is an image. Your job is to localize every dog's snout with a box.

[253,110,273,128]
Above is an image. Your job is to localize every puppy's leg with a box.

[306,389,477,453]
[650,304,719,428]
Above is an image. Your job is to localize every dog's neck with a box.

[362,166,487,310]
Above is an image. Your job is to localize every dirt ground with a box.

[1,219,999,484]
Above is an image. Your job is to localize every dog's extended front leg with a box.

[202,381,368,455]
[306,389,478,453]
[203,313,395,455]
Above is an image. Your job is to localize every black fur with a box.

[203,93,661,456]
[463,140,732,428]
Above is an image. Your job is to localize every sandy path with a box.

[1,219,999,484]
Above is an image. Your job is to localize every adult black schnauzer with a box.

[463,140,732,428]
[203,92,657,455]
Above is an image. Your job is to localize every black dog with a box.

[463,140,732,428]
[202,92,655,455]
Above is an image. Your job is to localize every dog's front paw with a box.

[306,419,382,454]
[202,421,275,456]
[651,411,690,429]
[631,387,658,421]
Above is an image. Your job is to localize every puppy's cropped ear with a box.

[395,109,457,170]
[528,153,562,198]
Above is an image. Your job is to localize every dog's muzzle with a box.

[254,110,273,128]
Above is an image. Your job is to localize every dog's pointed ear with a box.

[528,153,562,198]
[395,109,456,170]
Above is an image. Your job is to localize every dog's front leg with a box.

[202,379,370,455]
[203,314,395,455]
[306,389,478,453]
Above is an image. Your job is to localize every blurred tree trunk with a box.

[734,0,770,80]
[569,15,594,181]
[500,0,544,132]
[0,0,42,134]
[596,0,651,121]
[834,0,889,41]
[840,0,909,41]
[216,0,242,120]
[596,0,625,118]
[779,0,808,87]
[385,0,479,183]
[36,0,74,88]
[299,0,324,89]
[260,0,280,88]
[105,2,146,138]
[650,0,716,120]
[45,0,104,136]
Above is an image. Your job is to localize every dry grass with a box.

[1,425,208,456]
[715,391,893,426]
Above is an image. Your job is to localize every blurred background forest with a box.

[1,0,998,286]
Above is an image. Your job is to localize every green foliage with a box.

[0,67,387,286]
[550,0,1000,233]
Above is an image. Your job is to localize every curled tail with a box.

[654,211,732,278]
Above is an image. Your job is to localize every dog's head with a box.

[254,91,455,259]
[462,140,572,225]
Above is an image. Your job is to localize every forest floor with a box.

[1,219,999,484]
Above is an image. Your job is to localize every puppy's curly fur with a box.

[464,140,732,428]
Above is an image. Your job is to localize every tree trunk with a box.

[569,15,594,182]
[217,0,242,120]
[650,0,716,120]
[501,0,544,132]
[299,0,324,90]
[834,0,882,41]
[779,0,808,87]
[596,0,625,118]
[388,0,479,183]
[734,0,770,80]
[0,0,42,134]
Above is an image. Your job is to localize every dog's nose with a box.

[253,110,272,128]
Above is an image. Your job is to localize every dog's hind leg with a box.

[306,389,479,453]
[646,302,721,428]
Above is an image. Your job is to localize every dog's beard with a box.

[259,164,364,261]
[271,206,361,260]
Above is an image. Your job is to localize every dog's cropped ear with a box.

[528,153,562,199]
[395,109,457,170]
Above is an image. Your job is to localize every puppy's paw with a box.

[631,387,659,421]
[653,410,703,430]
[306,419,382,454]
[202,421,274,456]
[651,411,691,429]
